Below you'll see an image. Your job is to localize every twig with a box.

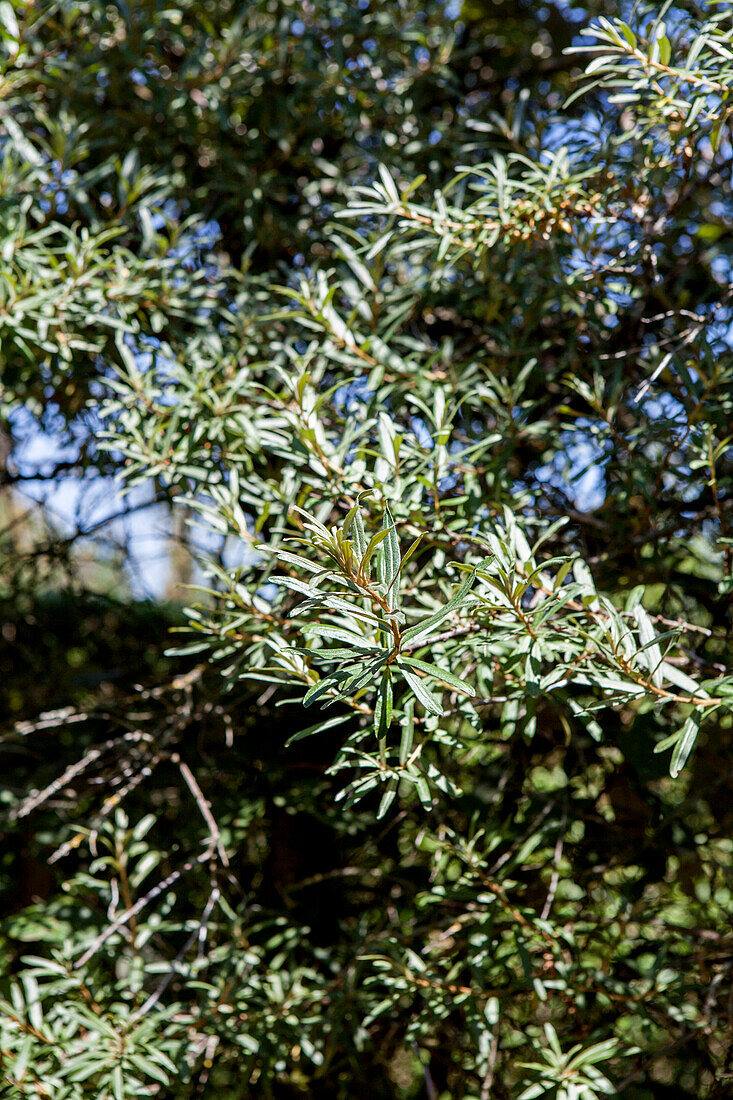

[75,848,215,968]
[541,802,568,921]
[130,884,220,1020]
[13,731,152,819]
[171,754,229,867]
[50,758,162,864]
[411,1041,438,1100]
[13,707,92,736]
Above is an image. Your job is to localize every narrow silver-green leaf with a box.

[670,712,701,777]
[661,662,708,698]
[402,568,477,645]
[380,505,401,609]
[633,605,663,687]
[377,779,398,819]
[401,666,444,715]
[301,623,378,648]
[360,527,390,577]
[375,670,393,735]
[399,656,475,696]
[286,713,352,746]
[400,697,415,764]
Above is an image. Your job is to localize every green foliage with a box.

[2,1,733,1097]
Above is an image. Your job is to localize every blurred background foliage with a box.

[1,0,733,1097]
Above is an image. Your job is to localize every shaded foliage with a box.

[2,2,733,1098]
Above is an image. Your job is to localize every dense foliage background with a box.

[2,1,733,1096]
